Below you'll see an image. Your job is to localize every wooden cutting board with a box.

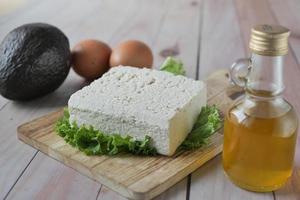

[17,70,243,200]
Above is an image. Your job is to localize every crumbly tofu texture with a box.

[68,66,206,156]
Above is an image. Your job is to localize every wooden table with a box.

[0,0,299,199]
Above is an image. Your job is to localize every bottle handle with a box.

[229,58,251,87]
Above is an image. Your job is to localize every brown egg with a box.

[110,40,153,68]
[71,39,111,80]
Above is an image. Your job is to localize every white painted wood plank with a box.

[97,186,127,200]
[198,0,245,79]
[0,0,28,16]
[267,0,300,65]
[0,71,95,199]
[191,0,274,199]
[190,155,273,200]
[153,178,187,200]
[6,152,100,200]
[151,0,202,78]
[97,178,187,200]
[0,97,8,109]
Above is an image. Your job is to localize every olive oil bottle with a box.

[223,24,298,192]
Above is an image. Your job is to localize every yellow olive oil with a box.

[223,96,298,192]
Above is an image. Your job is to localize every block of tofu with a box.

[68,66,206,156]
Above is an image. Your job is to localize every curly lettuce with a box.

[180,105,222,150]
[160,57,186,76]
[55,105,221,156]
[55,109,157,156]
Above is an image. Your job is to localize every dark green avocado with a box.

[0,23,71,100]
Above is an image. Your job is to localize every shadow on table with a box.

[11,75,89,109]
[190,155,274,199]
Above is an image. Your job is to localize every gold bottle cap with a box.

[249,24,290,56]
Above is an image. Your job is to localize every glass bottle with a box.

[222,24,298,192]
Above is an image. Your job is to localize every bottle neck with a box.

[245,53,285,97]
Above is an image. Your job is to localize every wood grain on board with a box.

[17,70,237,200]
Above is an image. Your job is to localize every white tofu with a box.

[68,66,206,156]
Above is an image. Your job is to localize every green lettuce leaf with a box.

[160,57,186,76]
[180,105,222,150]
[55,109,157,156]
[55,105,222,156]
